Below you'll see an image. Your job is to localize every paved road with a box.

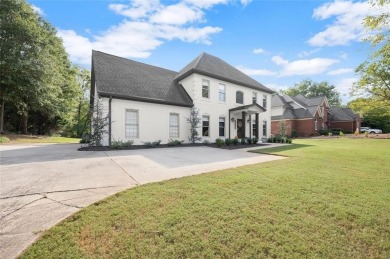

[0,143,285,258]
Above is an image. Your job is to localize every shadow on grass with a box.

[249,143,313,156]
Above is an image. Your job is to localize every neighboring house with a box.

[91,51,274,146]
[271,94,329,137]
[328,107,361,133]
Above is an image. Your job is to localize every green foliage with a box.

[167,139,183,146]
[0,0,80,135]
[246,137,253,144]
[224,138,231,145]
[111,140,134,149]
[186,107,202,144]
[89,103,109,147]
[233,138,238,145]
[240,138,246,145]
[291,129,299,138]
[252,137,259,144]
[215,138,224,147]
[0,136,10,143]
[278,120,287,138]
[281,79,342,107]
[353,0,390,102]
[143,140,162,148]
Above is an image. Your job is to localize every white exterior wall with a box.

[109,99,190,145]
[179,73,272,142]
[271,106,284,117]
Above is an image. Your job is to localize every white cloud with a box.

[272,55,339,76]
[240,0,253,7]
[62,0,254,65]
[335,77,358,100]
[327,68,353,75]
[252,48,265,54]
[298,48,320,57]
[308,0,389,46]
[150,3,204,25]
[31,4,44,16]
[264,83,290,92]
[236,65,276,76]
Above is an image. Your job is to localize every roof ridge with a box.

[193,52,205,69]
[92,50,178,74]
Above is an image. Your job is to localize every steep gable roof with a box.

[329,107,354,121]
[175,52,274,94]
[92,51,193,107]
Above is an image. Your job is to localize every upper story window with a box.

[262,94,267,108]
[236,91,243,104]
[125,110,139,138]
[253,92,257,104]
[219,83,226,102]
[169,113,179,138]
[202,79,210,99]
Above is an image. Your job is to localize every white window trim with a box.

[202,115,210,137]
[202,79,210,99]
[219,83,226,102]
[169,113,180,138]
[125,109,139,139]
[253,92,257,103]
[236,91,244,104]
[219,116,225,137]
[263,94,267,109]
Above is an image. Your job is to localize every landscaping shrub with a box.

[233,138,239,145]
[142,140,161,148]
[267,137,272,143]
[0,136,10,143]
[291,129,299,138]
[252,137,259,144]
[167,139,183,146]
[319,129,330,136]
[339,131,344,136]
[240,138,246,145]
[225,138,231,146]
[203,139,210,145]
[246,137,253,144]
[215,138,224,147]
[111,140,134,149]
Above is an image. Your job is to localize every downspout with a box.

[109,96,112,146]
[229,112,231,139]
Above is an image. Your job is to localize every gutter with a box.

[109,96,112,146]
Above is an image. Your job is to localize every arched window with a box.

[236,91,243,104]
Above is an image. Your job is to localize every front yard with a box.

[21,138,390,258]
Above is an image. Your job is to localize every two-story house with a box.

[91,51,274,146]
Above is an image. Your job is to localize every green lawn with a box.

[0,134,79,144]
[21,139,390,258]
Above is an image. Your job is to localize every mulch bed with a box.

[78,143,270,151]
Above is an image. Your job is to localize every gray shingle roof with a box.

[92,51,193,107]
[329,107,354,121]
[342,108,359,119]
[175,52,274,94]
[272,94,291,107]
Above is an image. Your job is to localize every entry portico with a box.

[229,103,267,139]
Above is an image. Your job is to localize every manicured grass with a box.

[0,134,79,144]
[21,139,390,258]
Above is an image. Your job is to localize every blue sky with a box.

[29,0,379,104]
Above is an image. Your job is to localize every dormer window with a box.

[236,91,243,104]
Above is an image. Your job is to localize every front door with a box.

[237,119,244,138]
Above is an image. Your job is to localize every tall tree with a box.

[281,79,342,106]
[0,0,79,134]
[354,0,390,102]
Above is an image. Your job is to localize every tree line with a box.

[0,0,90,137]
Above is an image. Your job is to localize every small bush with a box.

[143,140,161,148]
[339,131,344,136]
[287,138,292,144]
[233,138,239,145]
[252,137,259,144]
[319,129,330,136]
[328,132,333,136]
[215,138,224,147]
[225,138,231,146]
[240,138,246,145]
[167,139,183,146]
[0,136,10,143]
[203,139,210,145]
[112,140,134,149]
[291,129,299,138]
[267,137,272,143]
[247,137,252,144]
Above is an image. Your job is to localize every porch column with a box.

[242,111,246,138]
[255,113,259,138]
[249,114,252,139]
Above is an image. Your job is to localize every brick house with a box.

[271,94,361,137]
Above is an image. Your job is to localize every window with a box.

[262,94,267,108]
[219,84,226,102]
[125,110,138,138]
[253,122,258,137]
[169,113,179,138]
[202,115,209,137]
[219,117,225,137]
[236,91,243,104]
[263,120,267,137]
[315,119,318,131]
[253,92,257,104]
[202,79,210,99]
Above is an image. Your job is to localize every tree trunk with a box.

[0,99,4,133]
[21,111,28,134]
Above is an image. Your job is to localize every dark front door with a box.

[237,119,244,138]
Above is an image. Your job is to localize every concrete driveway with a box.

[0,143,285,258]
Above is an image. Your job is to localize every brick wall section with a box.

[330,121,355,133]
[272,119,315,137]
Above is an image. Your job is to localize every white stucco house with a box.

[90,51,274,146]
